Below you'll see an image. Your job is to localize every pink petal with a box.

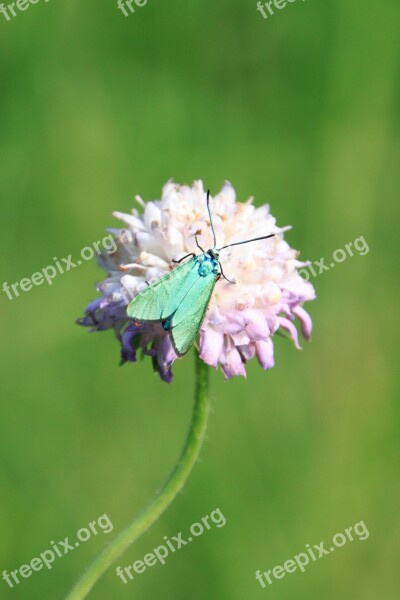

[222,312,247,335]
[206,304,224,326]
[238,343,256,361]
[255,339,275,370]
[221,344,246,380]
[266,313,279,334]
[112,211,145,230]
[219,180,236,203]
[231,331,250,346]
[244,310,270,341]
[199,328,224,368]
[292,306,313,340]
[279,317,301,349]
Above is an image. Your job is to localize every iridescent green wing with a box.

[126,256,197,322]
[169,269,218,356]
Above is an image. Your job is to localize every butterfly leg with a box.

[172,253,195,264]
[219,264,236,284]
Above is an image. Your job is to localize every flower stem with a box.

[65,354,210,599]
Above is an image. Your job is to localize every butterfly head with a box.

[208,248,220,260]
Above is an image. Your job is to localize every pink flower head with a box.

[77,181,315,382]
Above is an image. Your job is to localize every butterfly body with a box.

[196,250,220,277]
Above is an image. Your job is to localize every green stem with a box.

[65,354,210,599]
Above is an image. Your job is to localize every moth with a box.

[127,190,274,356]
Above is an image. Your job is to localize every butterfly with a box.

[126,190,274,357]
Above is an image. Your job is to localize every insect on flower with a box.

[77,180,316,382]
[126,191,275,356]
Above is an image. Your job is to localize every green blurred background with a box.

[0,0,399,598]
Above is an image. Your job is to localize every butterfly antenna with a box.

[206,189,217,248]
[218,233,275,251]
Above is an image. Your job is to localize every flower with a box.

[77,180,316,382]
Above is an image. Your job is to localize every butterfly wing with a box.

[127,256,197,322]
[170,270,218,356]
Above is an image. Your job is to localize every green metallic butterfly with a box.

[127,190,274,357]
